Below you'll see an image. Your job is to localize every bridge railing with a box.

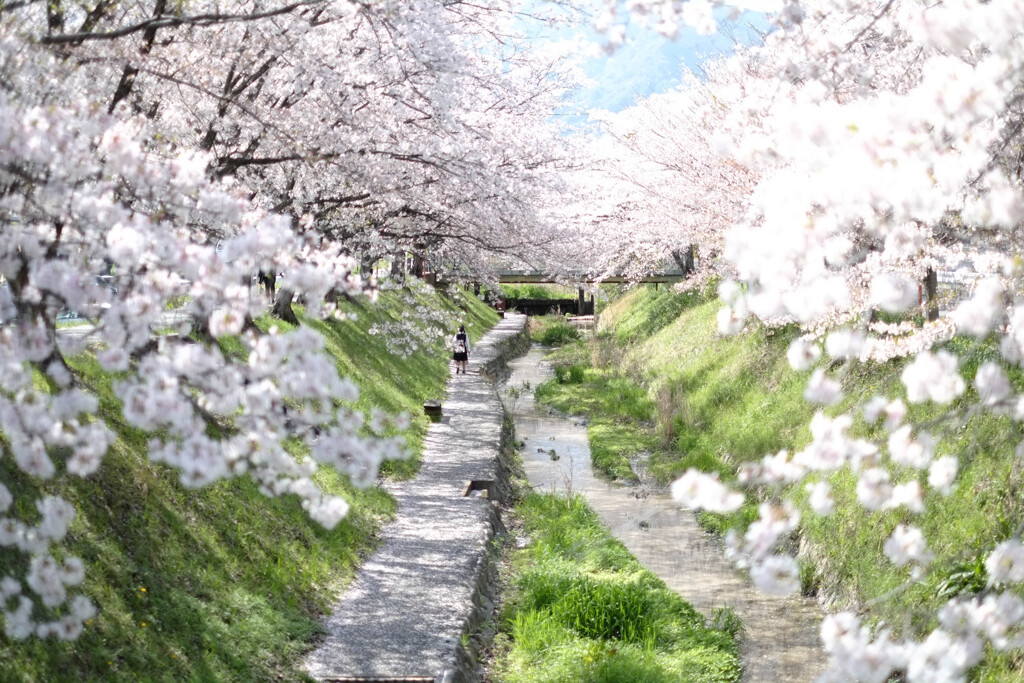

[497,270,687,284]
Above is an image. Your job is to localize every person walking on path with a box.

[452,324,470,374]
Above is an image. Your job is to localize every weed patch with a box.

[490,493,741,683]
[530,315,582,346]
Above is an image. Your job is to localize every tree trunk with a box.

[272,287,299,325]
[360,253,374,280]
[390,253,405,283]
[577,287,585,315]
[924,267,939,321]
[672,245,695,275]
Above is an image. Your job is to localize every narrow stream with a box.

[504,346,826,682]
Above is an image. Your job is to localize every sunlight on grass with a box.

[490,493,741,683]
[563,285,1024,678]
[0,287,498,682]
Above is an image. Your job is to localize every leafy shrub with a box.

[935,555,988,599]
[555,364,587,384]
[711,605,744,640]
[533,316,582,346]
[798,558,822,598]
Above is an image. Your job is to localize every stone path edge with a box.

[303,314,529,683]
[445,317,530,682]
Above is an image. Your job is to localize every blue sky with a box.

[534,5,769,125]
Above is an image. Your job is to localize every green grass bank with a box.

[535,285,1024,680]
[489,492,742,683]
[0,285,498,683]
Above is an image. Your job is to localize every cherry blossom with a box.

[927,456,959,495]
[803,368,842,406]
[986,540,1024,586]
[787,338,821,371]
[802,482,832,518]
[901,351,966,404]
[670,468,745,513]
[0,0,572,641]
[750,554,800,595]
[883,524,932,567]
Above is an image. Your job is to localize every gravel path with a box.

[304,314,528,683]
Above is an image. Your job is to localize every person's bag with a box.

[456,341,467,354]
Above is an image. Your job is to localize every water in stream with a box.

[504,346,826,682]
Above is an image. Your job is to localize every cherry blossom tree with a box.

[603,1,1024,679]
[570,53,762,284]
[0,0,574,642]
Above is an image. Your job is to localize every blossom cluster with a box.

[368,280,470,358]
[0,0,570,642]
[632,0,1024,678]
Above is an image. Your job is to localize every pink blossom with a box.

[750,555,800,595]
[884,524,932,566]
[670,468,745,513]
[888,426,935,470]
[857,468,893,511]
[804,368,843,406]
[901,351,965,404]
[927,456,958,494]
[975,362,1011,406]
[806,480,834,515]
[986,540,1024,585]
[952,279,1003,338]
[787,338,821,371]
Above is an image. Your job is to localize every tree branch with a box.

[38,0,327,44]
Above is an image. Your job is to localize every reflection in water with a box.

[504,347,826,683]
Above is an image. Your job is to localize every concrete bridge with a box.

[497,270,688,284]
[496,270,687,315]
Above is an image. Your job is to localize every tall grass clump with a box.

[490,493,741,683]
[530,314,582,346]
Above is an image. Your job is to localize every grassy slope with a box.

[0,286,498,682]
[490,493,741,683]
[538,285,1024,680]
